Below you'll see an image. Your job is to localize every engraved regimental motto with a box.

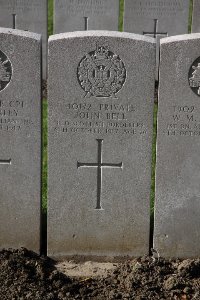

[189,57,200,96]
[77,41,126,98]
[0,50,12,92]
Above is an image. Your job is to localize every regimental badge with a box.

[189,57,200,96]
[0,50,12,92]
[77,40,126,98]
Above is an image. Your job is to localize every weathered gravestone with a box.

[54,0,119,33]
[0,0,47,79]
[48,31,156,258]
[0,28,41,253]
[192,0,200,33]
[124,0,190,36]
[154,34,200,258]
[124,0,190,78]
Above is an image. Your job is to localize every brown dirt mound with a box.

[0,248,200,300]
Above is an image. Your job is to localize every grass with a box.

[48,0,53,36]
[189,0,193,33]
[42,99,48,212]
[119,0,124,31]
[42,0,193,222]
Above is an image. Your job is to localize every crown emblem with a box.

[77,41,126,98]
[0,50,12,92]
[189,57,200,96]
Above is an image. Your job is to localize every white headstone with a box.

[54,0,119,33]
[0,0,47,79]
[124,0,190,35]
[0,28,41,253]
[154,34,200,258]
[192,0,200,33]
[124,0,190,79]
[48,31,156,259]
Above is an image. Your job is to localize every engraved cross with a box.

[77,139,123,210]
[0,159,11,165]
[84,16,89,30]
[143,19,168,39]
[11,13,28,31]
[12,14,17,29]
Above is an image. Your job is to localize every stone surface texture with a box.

[0,0,47,78]
[154,34,200,258]
[0,28,41,253]
[54,0,119,33]
[48,31,156,259]
[124,0,190,79]
[192,0,200,33]
[124,0,190,35]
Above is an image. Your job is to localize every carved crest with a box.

[0,50,12,92]
[77,41,126,98]
[189,57,200,96]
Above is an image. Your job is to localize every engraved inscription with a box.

[0,99,32,132]
[53,102,148,136]
[0,50,12,92]
[77,139,123,210]
[0,0,44,11]
[189,57,200,96]
[77,40,126,98]
[166,105,200,137]
[128,1,184,17]
[57,0,110,16]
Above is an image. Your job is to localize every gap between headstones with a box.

[149,85,158,255]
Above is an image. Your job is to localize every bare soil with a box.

[0,248,200,300]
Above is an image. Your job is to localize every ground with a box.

[0,248,200,300]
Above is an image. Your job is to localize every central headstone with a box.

[48,31,156,258]
[54,0,120,33]
[0,0,47,79]
[0,28,41,253]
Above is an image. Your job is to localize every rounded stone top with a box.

[0,27,41,41]
[160,33,200,45]
[49,30,156,44]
